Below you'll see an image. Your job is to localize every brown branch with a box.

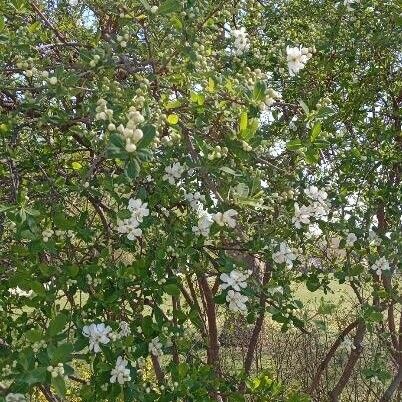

[308,319,359,395]
[151,354,165,384]
[328,320,366,402]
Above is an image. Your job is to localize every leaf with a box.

[138,124,156,148]
[239,111,248,131]
[286,139,303,150]
[139,0,151,10]
[49,343,73,364]
[158,0,181,15]
[207,77,215,93]
[20,367,47,385]
[220,166,240,176]
[304,148,320,164]
[167,114,179,125]
[310,122,322,143]
[298,99,309,114]
[125,159,140,179]
[52,376,66,398]
[71,161,82,170]
[253,81,266,102]
[48,313,68,337]
[164,283,180,297]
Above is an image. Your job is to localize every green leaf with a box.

[220,166,240,176]
[49,343,73,364]
[158,0,181,15]
[253,81,266,102]
[71,161,82,170]
[298,99,309,114]
[207,77,215,93]
[286,139,303,150]
[310,122,322,143]
[164,283,180,297]
[239,111,248,132]
[304,148,320,164]
[20,367,47,385]
[52,376,66,398]
[48,313,68,337]
[125,159,140,179]
[139,0,151,10]
[167,114,179,125]
[138,124,156,148]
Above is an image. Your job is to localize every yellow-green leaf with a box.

[167,114,179,125]
[240,111,248,131]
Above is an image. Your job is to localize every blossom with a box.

[8,287,34,298]
[368,230,381,246]
[371,257,390,277]
[82,323,112,353]
[213,209,238,228]
[304,185,328,204]
[231,27,250,55]
[163,162,185,185]
[5,394,26,402]
[292,203,311,229]
[220,270,249,292]
[345,232,357,247]
[343,0,359,11]
[149,337,163,357]
[127,198,149,224]
[110,356,131,384]
[286,46,312,76]
[117,217,142,240]
[185,191,205,210]
[272,242,297,267]
[341,336,356,353]
[118,321,131,338]
[226,290,248,313]
[192,210,213,237]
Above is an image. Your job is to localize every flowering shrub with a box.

[0,0,400,401]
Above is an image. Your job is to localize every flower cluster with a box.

[163,162,185,185]
[95,99,113,121]
[220,270,250,313]
[231,27,250,55]
[272,242,298,267]
[82,323,112,353]
[185,191,206,210]
[110,356,131,384]
[115,106,145,152]
[213,209,238,228]
[286,45,313,76]
[5,394,26,402]
[47,363,66,379]
[292,186,329,229]
[117,198,149,240]
[149,337,163,357]
[371,257,391,277]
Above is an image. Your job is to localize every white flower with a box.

[128,198,149,224]
[286,45,312,76]
[82,323,112,353]
[220,270,249,292]
[118,321,131,338]
[371,257,390,277]
[226,290,248,313]
[343,0,359,11]
[110,356,131,384]
[192,210,213,237]
[163,162,185,185]
[69,0,78,5]
[117,217,142,240]
[185,191,205,210]
[48,76,58,85]
[231,27,250,55]
[292,203,311,229]
[272,242,297,267]
[149,337,163,357]
[304,185,328,204]
[345,232,357,247]
[213,209,238,228]
[368,230,382,246]
[8,286,34,298]
[6,394,26,402]
[341,336,356,353]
